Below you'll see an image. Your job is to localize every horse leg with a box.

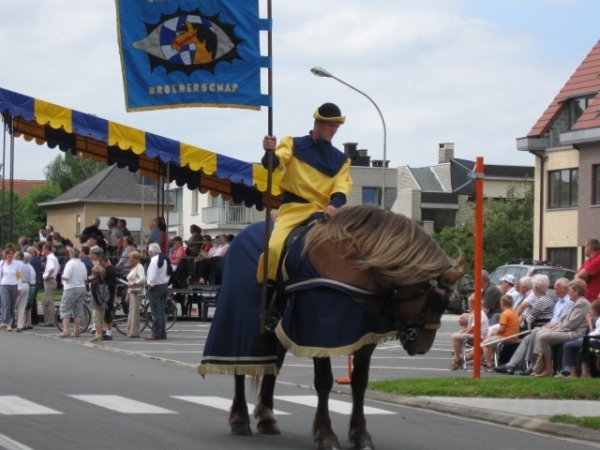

[313,357,341,450]
[349,344,376,450]
[254,345,287,434]
[229,374,252,436]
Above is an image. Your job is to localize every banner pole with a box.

[260,0,274,339]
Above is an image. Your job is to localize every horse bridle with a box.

[349,240,451,350]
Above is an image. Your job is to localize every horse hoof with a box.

[314,437,341,450]
[256,419,281,435]
[350,437,376,450]
[230,422,253,436]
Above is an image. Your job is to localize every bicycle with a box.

[55,291,92,333]
[143,291,177,332]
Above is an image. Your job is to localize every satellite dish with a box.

[450,158,476,196]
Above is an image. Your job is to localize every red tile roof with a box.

[1,179,46,198]
[527,40,600,137]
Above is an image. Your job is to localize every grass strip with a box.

[369,377,600,400]
[550,415,600,430]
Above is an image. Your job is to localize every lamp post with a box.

[310,66,387,209]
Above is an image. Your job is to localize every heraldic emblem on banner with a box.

[116,0,270,112]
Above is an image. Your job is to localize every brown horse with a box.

[200,205,463,450]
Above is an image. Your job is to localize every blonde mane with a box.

[303,205,452,286]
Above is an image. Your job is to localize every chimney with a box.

[438,142,454,164]
[343,142,358,157]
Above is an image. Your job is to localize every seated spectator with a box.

[499,274,519,301]
[169,236,186,272]
[482,295,520,372]
[449,294,489,370]
[481,270,502,322]
[562,300,600,378]
[185,225,202,257]
[521,274,555,329]
[495,277,572,375]
[194,234,229,285]
[531,279,591,377]
[514,276,537,317]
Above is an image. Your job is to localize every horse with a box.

[199,205,464,450]
[171,20,215,65]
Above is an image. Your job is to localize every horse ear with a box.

[453,254,468,268]
[440,270,465,286]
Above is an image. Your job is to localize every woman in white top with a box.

[125,251,146,338]
[14,252,34,332]
[0,248,22,331]
[57,248,89,337]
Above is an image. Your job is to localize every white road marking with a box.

[69,395,177,414]
[0,433,35,450]
[275,396,396,415]
[172,396,290,415]
[0,397,62,415]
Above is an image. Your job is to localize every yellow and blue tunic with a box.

[257,134,352,282]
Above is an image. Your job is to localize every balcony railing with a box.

[167,210,182,227]
[202,206,252,224]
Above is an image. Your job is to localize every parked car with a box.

[489,260,576,300]
[446,273,475,314]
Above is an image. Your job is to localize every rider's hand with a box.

[263,135,277,152]
[324,205,336,217]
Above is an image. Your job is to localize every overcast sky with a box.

[1,0,599,180]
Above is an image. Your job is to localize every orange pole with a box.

[473,157,484,379]
[335,356,352,384]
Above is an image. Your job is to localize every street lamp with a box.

[310,66,387,209]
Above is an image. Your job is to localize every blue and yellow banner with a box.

[116,0,271,112]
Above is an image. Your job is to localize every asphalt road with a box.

[0,315,596,450]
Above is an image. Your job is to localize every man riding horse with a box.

[258,102,353,286]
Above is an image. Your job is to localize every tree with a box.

[43,152,106,192]
[432,183,534,273]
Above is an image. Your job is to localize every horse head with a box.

[171,21,197,52]
[303,205,464,356]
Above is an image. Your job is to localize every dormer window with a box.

[569,94,595,128]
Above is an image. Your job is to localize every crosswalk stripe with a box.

[69,395,177,414]
[275,396,396,415]
[172,396,291,415]
[0,396,62,415]
[0,433,35,450]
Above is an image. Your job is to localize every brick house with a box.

[517,39,600,270]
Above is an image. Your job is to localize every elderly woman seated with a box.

[530,279,591,377]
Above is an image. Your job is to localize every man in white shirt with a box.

[58,248,88,337]
[145,243,170,341]
[41,242,60,327]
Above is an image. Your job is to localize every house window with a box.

[76,215,81,236]
[547,248,578,271]
[362,187,379,205]
[175,188,183,211]
[548,168,578,208]
[191,190,199,215]
[569,95,595,128]
[594,165,600,205]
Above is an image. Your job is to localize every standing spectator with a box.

[19,237,30,253]
[1,249,22,331]
[38,228,47,242]
[23,251,39,329]
[116,236,136,271]
[99,256,118,341]
[51,232,67,264]
[45,225,54,240]
[89,266,107,343]
[185,225,202,257]
[156,217,168,255]
[14,252,33,332]
[576,238,600,301]
[145,243,170,341]
[27,246,43,326]
[87,234,101,252]
[482,295,520,371]
[482,270,502,321]
[82,218,105,243]
[118,218,132,237]
[144,219,163,248]
[531,279,591,377]
[125,251,146,338]
[57,248,88,338]
[79,246,94,276]
[106,217,123,260]
[41,242,60,327]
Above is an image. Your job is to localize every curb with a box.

[363,390,600,445]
